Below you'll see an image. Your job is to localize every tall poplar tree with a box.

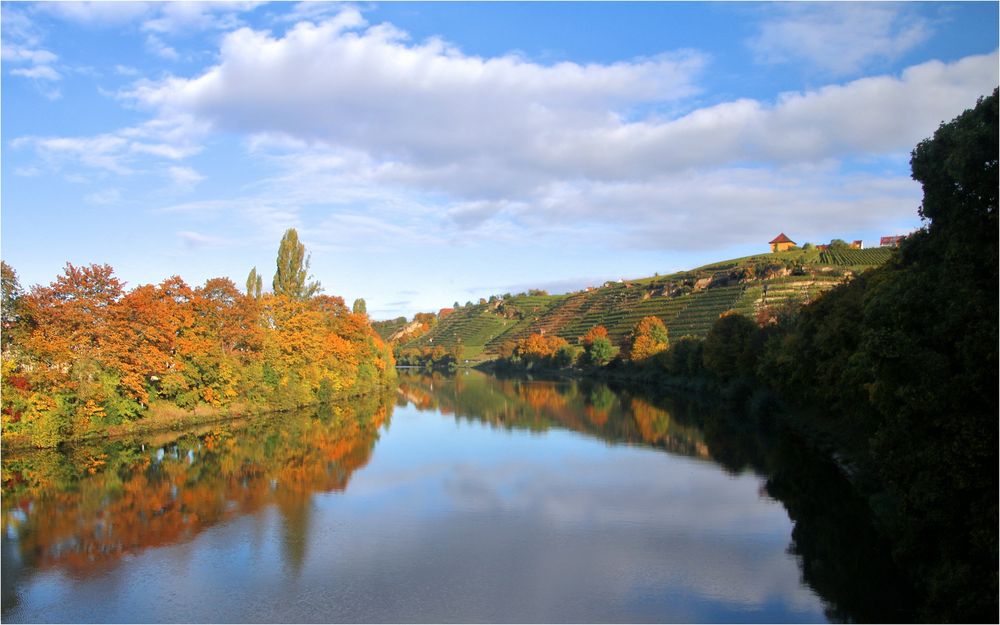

[245,267,262,299]
[272,228,320,299]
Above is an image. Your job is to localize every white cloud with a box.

[748,3,932,77]
[11,115,205,175]
[125,11,995,188]
[145,34,179,60]
[11,65,61,81]
[112,8,996,257]
[37,1,258,33]
[1,45,57,65]
[40,2,155,26]
[115,64,140,76]
[142,1,260,34]
[167,165,205,189]
[124,10,706,166]
[14,6,996,265]
[12,134,132,174]
[2,43,61,92]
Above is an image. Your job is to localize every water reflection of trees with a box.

[1,391,393,584]
[397,371,710,460]
[398,370,916,623]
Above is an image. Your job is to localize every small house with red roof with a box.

[769,233,796,253]
[880,235,904,247]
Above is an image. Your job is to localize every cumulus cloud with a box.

[123,10,995,188]
[748,3,932,77]
[125,9,706,165]
[12,6,999,260]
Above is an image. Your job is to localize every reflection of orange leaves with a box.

[584,405,609,426]
[2,398,390,576]
[521,385,568,412]
[630,398,672,443]
[84,453,108,475]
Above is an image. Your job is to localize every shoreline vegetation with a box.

[1,229,396,450]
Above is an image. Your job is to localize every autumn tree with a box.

[627,316,669,361]
[514,333,570,367]
[272,228,321,300]
[580,325,613,366]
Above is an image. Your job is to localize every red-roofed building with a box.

[769,233,796,253]
[880,235,905,247]
[851,240,863,249]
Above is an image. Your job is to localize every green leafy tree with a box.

[272,228,321,300]
[588,337,614,366]
[2,261,24,350]
[352,298,367,316]
[245,267,263,299]
[702,312,757,380]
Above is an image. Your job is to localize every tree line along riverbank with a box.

[1,229,396,449]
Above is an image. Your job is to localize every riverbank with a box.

[1,386,395,452]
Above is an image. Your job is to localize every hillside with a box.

[378,245,896,362]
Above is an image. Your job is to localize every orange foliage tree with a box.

[627,316,669,361]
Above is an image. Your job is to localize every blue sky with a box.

[2,1,997,319]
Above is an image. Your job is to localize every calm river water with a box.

[1,370,909,623]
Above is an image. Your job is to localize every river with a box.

[1,370,910,622]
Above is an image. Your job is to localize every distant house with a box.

[816,244,829,251]
[851,240,863,249]
[769,233,796,253]
[880,235,905,247]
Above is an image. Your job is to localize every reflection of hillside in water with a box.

[397,370,711,461]
[1,392,393,581]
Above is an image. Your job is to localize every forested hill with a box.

[375,245,895,362]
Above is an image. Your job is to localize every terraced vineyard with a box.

[372,317,408,341]
[819,247,895,266]
[386,246,894,362]
[666,286,746,338]
[405,306,513,359]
